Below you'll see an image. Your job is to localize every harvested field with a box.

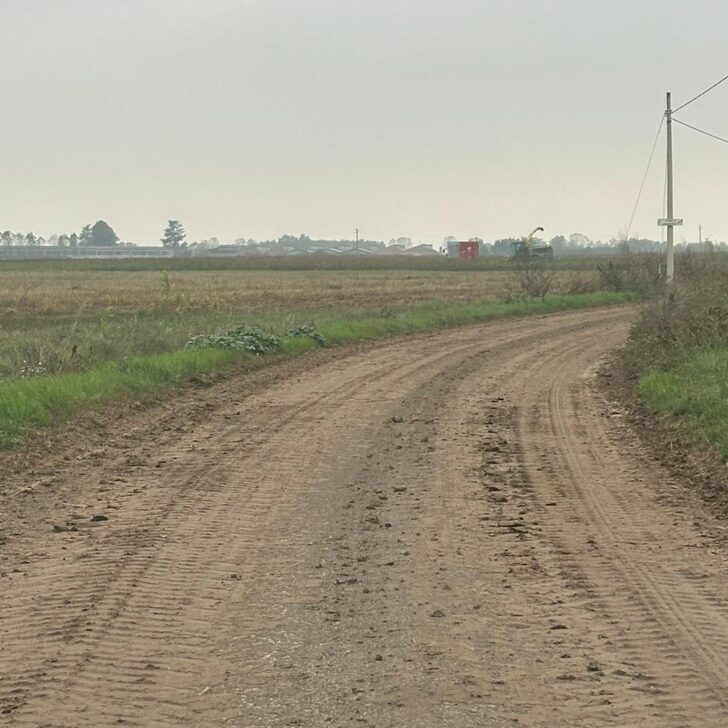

[0,260,599,379]
[0,267,513,316]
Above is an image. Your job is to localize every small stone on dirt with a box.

[430,609,445,618]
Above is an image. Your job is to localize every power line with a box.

[672,116,728,144]
[625,113,665,241]
[673,72,728,113]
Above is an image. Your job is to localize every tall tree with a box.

[548,235,568,252]
[79,224,93,245]
[24,232,37,246]
[89,220,119,246]
[161,220,186,250]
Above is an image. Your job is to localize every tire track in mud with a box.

[3,306,728,727]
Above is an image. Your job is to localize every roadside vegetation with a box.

[0,257,636,447]
[624,251,728,458]
[0,261,610,380]
[0,292,630,448]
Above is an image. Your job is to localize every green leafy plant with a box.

[186,326,281,356]
[287,325,326,347]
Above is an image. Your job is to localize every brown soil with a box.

[2,307,728,727]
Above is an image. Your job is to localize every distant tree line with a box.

[473,233,727,256]
[0,219,188,251]
[224,232,727,256]
[232,233,389,249]
[1,220,120,248]
[2,222,726,257]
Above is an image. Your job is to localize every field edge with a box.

[0,291,633,449]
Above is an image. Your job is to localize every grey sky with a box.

[2,0,727,244]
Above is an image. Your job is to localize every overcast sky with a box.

[2,1,727,244]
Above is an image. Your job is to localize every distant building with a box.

[379,244,406,255]
[403,243,440,256]
[446,238,484,259]
[0,245,173,260]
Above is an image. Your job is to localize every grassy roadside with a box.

[0,291,631,448]
[625,271,728,460]
[638,351,728,458]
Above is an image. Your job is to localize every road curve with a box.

[2,306,728,727]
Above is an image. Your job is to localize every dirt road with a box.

[3,307,728,727]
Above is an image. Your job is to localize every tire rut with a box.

[510,320,728,726]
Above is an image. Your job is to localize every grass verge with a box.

[0,291,632,448]
[639,350,728,458]
[625,272,728,461]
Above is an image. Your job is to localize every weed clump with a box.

[625,273,728,373]
[187,326,281,356]
[502,258,555,301]
[286,325,326,347]
[596,252,662,296]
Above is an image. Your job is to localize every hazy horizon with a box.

[2,1,727,245]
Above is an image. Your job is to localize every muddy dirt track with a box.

[3,307,728,727]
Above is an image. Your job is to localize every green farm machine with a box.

[511,226,553,262]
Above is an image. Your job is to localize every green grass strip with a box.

[0,349,241,448]
[639,348,728,459]
[309,292,631,346]
[0,292,632,448]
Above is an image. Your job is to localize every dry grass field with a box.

[0,267,513,317]
[0,260,601,379]
[0,266,509,379]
